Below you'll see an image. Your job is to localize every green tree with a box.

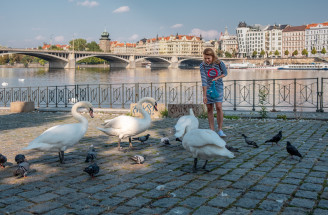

[0,55,9,65]
[77,57,107,65]
[260,50,265,58]
[302,49,308,57]
[274,50,280,56]
[39,59,47,66]
[252,50,258,58]
[269,51,273,56]
[232,49,237,58]
[292,50,298,56]
[21,55,34,67]
[216,49,224,57]
[311,47,317,55]
[321,47,327,54]
[86,41,102,52]
[224,51,232,58]
[284,50,289,56]
[69,38,87,51]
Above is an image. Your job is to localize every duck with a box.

[174,108,199,140]
[97,97,157,150]
[182,126,234,173]
[23,101,94,163]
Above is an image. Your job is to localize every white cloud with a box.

[54,36,65,42]
[129,34,139,41]
[190,28,219,40]
[77,0,99,7]
[113,6,130,13]
[35,35,46,41]
[171,24,183,29]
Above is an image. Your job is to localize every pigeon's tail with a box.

[264,139,271,143]
[132,137,139,141]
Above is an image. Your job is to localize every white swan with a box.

[182,127,234,173]
[97,97,158,150]
[23,101,94,163]
[2,82,8,87]
[174,108,199,140]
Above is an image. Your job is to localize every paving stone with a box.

[0,200,34,214]
[251,184,274,192]
[281,177,302,185]
[281,207,309,215]
[151,197,179,208]
[166,207,191,215]
[43,207,74,215]
[100,197,126,207]
[313,208,328,215]
[179,196,207,208]
[290,198,316,209]
[304,176,326,184]
[208,196,236,208]
[192,206,221,215]
[221,207,251,215]
[295,190,319,199]
[251,210,279,215]
[197,187,220,198]
[274,184,298,195]
[243,191,267,200]
[28,202,64,214]
[125,197,152,207]
[29,193,59,203]
[134,207,166,215]
[318,199,328,209]
[113,205,138,214]
[259,200,284,212]
[115,189,144,198]
[234,197,261,209]
[300,183,323,192]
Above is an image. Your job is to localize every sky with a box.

[1,0,328,48]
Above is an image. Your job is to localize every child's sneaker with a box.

[218,130,227,137]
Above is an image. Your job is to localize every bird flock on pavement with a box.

[0,97,303,178]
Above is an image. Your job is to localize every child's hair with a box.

[203,48,221,65]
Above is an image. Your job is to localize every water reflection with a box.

[0,67,328,88]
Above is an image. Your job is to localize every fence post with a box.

[195,82,198,104]
[180,82,182,104]
[252,80,255,111]
[109,84,112,108]
[122,83,124,108]
[65,85,67,107]
[98,84,101,108]
[46,86,49,107]
[320,78,324,112]
[272,79,276,112]
[135,83,139,103]
[233,80,236,111]
[293,78,297,112]
[316,78,319,112]
[165,82,167,107]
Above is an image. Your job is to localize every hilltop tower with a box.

[99,29,111,52]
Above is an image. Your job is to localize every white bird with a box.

[23,101,94,163]
[97,97,158,150]
[182,128,234,173]
[174,108,199,141]
[18,79,25,82]
[129,155,145,164]
[2,82,8,87]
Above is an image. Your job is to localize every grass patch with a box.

[160,109,168,118]
[198,112,208,119]
[277,114,287,120]
[224,115,240,120]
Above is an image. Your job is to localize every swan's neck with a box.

[71,104,88,124]
[137,98,151,120]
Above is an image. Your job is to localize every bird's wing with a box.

[183,129,226,148]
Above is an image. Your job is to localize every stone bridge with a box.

[0,48,203,69]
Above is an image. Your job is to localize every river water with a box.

[1,67,328,88]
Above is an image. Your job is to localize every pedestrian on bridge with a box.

[200,48,228,137]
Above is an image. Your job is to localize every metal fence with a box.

[0,78,326,112]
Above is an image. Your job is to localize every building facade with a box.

[264,24,288,57]
[305,22,328,56]
[99,30,111,52]
[219,27,238,56]
[282,25,306,57]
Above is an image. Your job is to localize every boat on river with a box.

[278,64,328,70]
[228,62,278,70]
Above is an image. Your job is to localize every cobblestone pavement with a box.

[0,110,328,215]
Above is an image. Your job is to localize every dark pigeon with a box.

[225,145,239,152]
[84,163,100,178]
[85,145,97,163]
[286,141,302,159]
[15,154,26,164]
[176,137,182,142]
[13,161,30,177]
[0,154,7,168]
[132,134,150,143]
[265,131,282,146]
[242,134,259,148]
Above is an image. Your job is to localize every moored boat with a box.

[278,64,328,70]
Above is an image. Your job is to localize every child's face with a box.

[204,55,213,64]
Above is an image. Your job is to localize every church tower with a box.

[99,29,111,52]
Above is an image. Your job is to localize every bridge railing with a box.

[0,78,325,112]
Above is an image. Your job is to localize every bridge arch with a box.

[76,54,130,67]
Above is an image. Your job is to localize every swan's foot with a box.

[59,151,65,164]
[202,160,209,171]
[192,158,198,173]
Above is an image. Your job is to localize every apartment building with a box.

[265,24,289,57]
[219,27,238,55]
[282,25,306,57]
[305,22,328,56]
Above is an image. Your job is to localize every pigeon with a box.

[286,141,302,159]
[13,161,30,177]
[0,154,7,168]
[85,145,97,163]
[265,131,282,146]
[15,154,26,164]
[160,136,170,145]
[132,134,150,143]
[176,137,182,142]
[84,163,100,178]
[129,155,145,164]
[242,134,259,148]
[225,145,239,152]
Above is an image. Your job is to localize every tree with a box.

[292,50,298,56]
[311,47,317,55]
[224,51,232,58]
[321,47,327,54]
[269,51,273,57]
[216,49,224,57]
[260,50,265,58]
[274,50,280,56]
[252,50,258,58]
[69,38,87,51]
[86,41,102,52]
[0,55,9,65]
[284,50,289,56]
[302,49,308,57]
[49,45,63,50]
[232,49,237,58]
[21,55,34,67]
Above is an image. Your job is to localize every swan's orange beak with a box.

[89,108,94,118]
[154,102,158,111]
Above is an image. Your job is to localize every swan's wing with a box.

[183,129,226,148]
[102,115,136,128]
[24,123,86,150]
[174,115,199,138]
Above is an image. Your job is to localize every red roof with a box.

[306,22,328,29]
